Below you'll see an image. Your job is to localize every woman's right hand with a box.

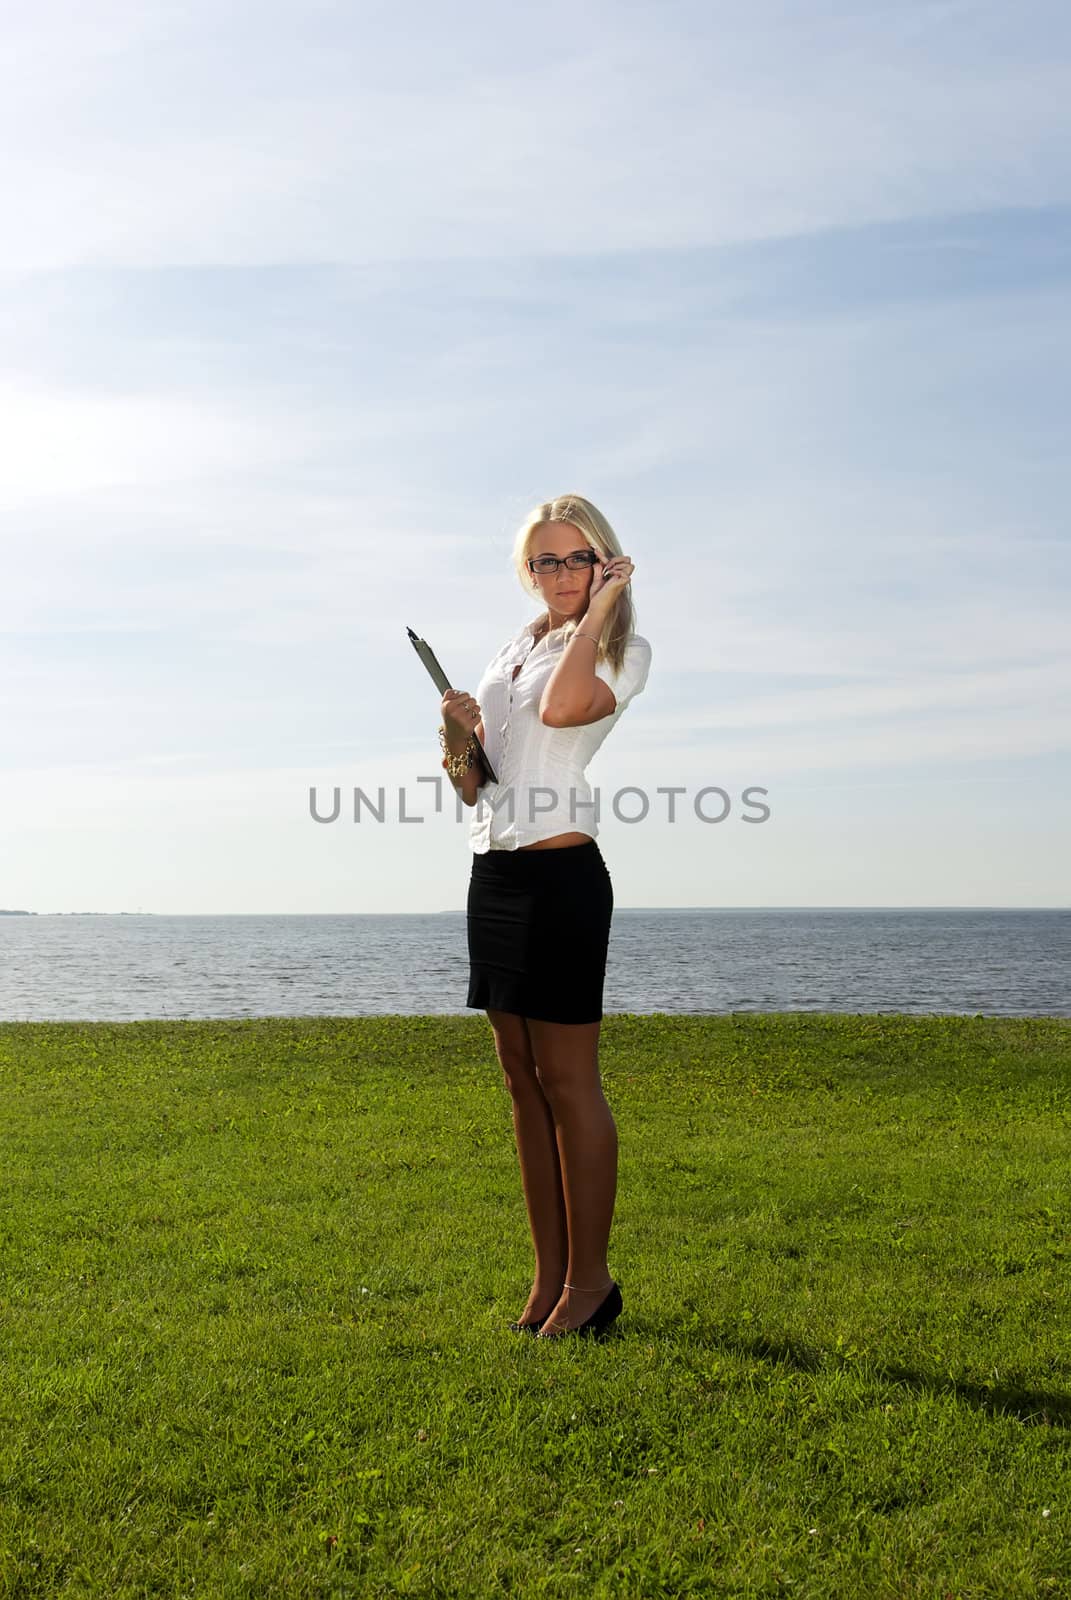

[441,688,481,740]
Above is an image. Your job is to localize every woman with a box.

[438,494,652,1342]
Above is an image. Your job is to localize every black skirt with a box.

[466,838,614,1024]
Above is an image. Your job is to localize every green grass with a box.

[1,1012,1070,1598]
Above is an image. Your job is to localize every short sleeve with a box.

[594,634,652,715]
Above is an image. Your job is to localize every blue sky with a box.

[2,0,1069,912]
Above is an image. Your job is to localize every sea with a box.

[0,909,1068,1022]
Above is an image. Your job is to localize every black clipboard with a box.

[407,625,499,784]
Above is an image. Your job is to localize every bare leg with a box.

[486,1009,568,1322]
[524,1016,618,1335]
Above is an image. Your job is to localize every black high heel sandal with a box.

[508,1316,547,1335]
[539,1280,623,1340]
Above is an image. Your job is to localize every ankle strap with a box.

[564,1280,613,1292]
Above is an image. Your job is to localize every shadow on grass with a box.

[613,1316,1071,1428]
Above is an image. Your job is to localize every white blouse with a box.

[468,615,653,853]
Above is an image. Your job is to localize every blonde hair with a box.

[511,493,638,676]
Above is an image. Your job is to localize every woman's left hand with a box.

[588,551,635,607]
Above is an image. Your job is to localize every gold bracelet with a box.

[439,724,475,778]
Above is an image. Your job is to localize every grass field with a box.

[1,1011,1069,1598]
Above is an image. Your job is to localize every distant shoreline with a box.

[3,907,1067,917]
[0,910,152,917]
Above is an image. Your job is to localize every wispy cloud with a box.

[2,1,1070,271]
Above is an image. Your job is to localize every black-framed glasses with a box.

[526,549,598,575]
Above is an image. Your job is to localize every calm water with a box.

[0,909,1068,1021]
